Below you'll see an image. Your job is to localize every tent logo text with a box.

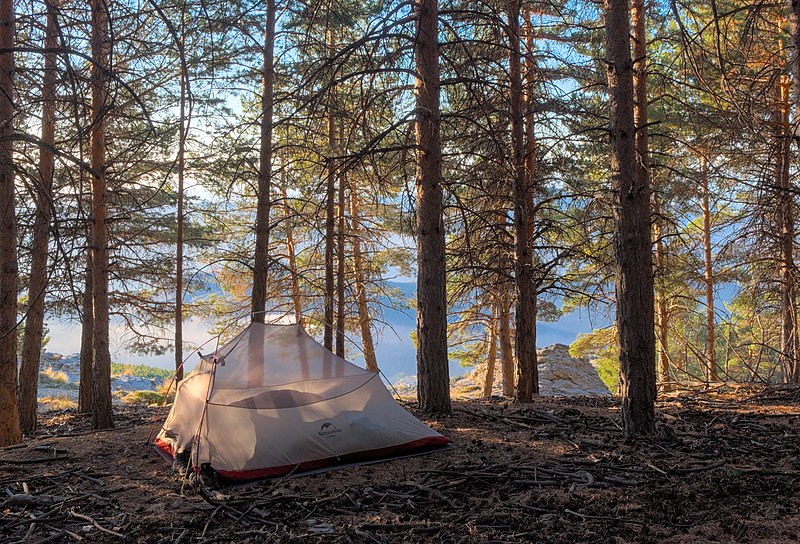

[318,422,342,437]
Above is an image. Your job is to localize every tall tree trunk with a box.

[324,30,337,351]
[499,290,514,396]
[79,250,94,413]
[19,2,58,432]
[350,191,378,372]
[482,305,498,398]
[631,0,649,194]
[777,72,798,383]
[632,0,660,391]
[282,185,303,326]
[605,0,656,435]
[508,0,537,402]
[653,192,670,387]
[523,9,536,187]
[787,0,800,384]
[335,174,346,357]
[174,12,187,381]
[0,0,21,447]
[251,0,275,325]
[90,0,113,430]
[414,0,450,414]
[700,155,717,383]
[523,6,540,399]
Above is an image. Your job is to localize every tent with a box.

[155,322,449,481]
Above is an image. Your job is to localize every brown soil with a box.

[2,388,800,543]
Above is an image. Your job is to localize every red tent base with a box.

[154,435,451,483]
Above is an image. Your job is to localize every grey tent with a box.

[155,322,449,481]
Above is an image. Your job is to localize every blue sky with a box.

[44,280,602,383]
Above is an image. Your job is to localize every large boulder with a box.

[462,343,611,397]
[537,344,611,396]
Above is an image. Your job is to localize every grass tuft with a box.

[119,381,175,406]
[111,362,172,381]
[38,395,77,411]
[38,367,77,389]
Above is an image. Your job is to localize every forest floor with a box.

[2,388,800,543]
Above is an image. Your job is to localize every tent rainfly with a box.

[155,322,449,481]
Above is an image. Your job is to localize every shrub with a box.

[38,395,77,411]
[38,367,77,389]
[119,382,176,406]
[111,362,172,381]
[570,327,619,394]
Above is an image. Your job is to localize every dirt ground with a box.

[2,388,800,543]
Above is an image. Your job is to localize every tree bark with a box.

[90,0,113,430]
[508,0,537,402]
[632,0,660,391]
[414,0,450,414]
[700,155,717,383]
[605,0,656,435]
[787,0,800,384]
[19,2,58,433]
[776,70,798,383]
[482,305,498,398]
[324,30,337,351]
[653,192,670,387]
[499,290,514,396]
[350,191,378,372]
[251,0,276,325]
[335,174,346,358]
[174,11,187,381]
[523,9,536,189]
[281,185,303,326]
[523,5,539,399]
[0,0,21,447]
[79,250,94,413]
[631,0,649,197]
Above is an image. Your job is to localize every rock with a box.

[537,344,611,397]
[389,344,610,398]
[460,344,611,398]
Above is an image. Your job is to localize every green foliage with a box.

[110,363,173,381]
[118,388,174,406]
[15,318,51,351]
[570,327,619,394]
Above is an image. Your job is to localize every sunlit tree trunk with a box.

[499,291,514,396]
[606,0,656,435]
[90,0,113,430]
[700,155,717,383]
[174,10,188,381]
[19,2,58,433]
[482,305,498,398]
[335,175,346,358]
[350,191,378,372]
[323,27,340,352]
[653,192,670,387]
[414,0,450,413]
[781,0,800,383]
[508,0,537,402]
[522,5,539,399]
[0,0,21,446]
[252,0,276,325]
[631,0,659,399]
[79,250,94,412]
[776,67,799,383]
[281,185,303,326]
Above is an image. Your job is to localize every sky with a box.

[43,281,603,383]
